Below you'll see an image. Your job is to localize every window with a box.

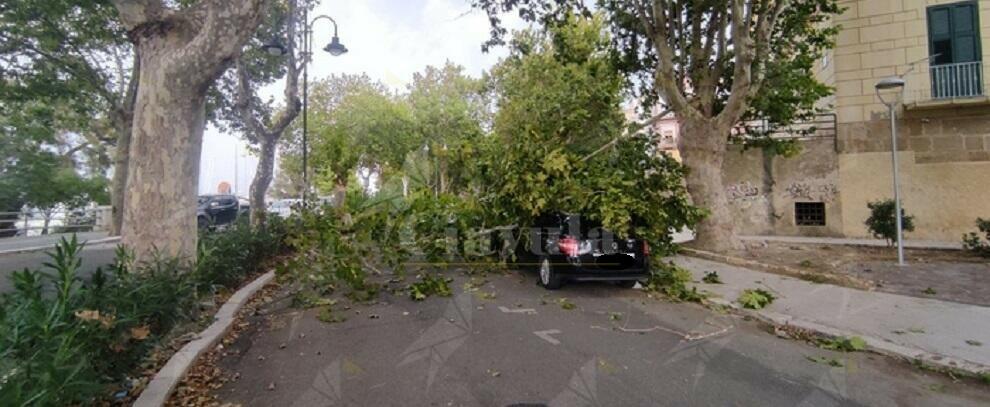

[927,1,983,98]
[795,202,826,226]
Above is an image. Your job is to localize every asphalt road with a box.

[0,244,117,292]
[210,269,989,406]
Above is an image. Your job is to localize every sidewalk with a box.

[673,255,990,375]
[740,235,962,250]
[0,231,117,256]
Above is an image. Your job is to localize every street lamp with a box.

[300,14,347,204]
[875,76,906,266]
[264,11,348,204]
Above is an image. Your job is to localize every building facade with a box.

[723,0,990,242]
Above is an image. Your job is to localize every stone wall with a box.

[722,138,844,237]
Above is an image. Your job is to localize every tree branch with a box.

[110,0,170,31]
[580,108,672,162]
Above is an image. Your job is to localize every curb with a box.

[133,271,275,407]
[0,236,121,256]
[704,296,989,376]
[739,236,963,251]
[679,247,876,291]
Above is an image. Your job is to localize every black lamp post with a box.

[263,10,348,204]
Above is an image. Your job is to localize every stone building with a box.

[723,0,990,242]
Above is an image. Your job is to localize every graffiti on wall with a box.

[726,182,761,201]
[785,181,838,202]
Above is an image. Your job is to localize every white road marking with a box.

[499,306,537,314]
[534,329,562,345]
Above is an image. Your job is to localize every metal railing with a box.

[930,61,984,99]
[731,113,837,140]
[0,207,111,238]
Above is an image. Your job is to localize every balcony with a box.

[930,61,984,99]
[904,61,989,111]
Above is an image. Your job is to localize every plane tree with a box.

[474,0,839,252]
[109,0,268,261]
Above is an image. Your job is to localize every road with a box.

[0,243,117,293]
[209,268,989,406]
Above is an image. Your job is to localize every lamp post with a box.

[262,9,348,204]
[875,77,906,266]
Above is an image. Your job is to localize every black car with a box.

[197,194,240,229]
[512,213,650,290]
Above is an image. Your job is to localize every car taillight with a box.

[559,236,579,257]
[643,240,650,256]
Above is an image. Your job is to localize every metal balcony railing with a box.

[930,61,984,99]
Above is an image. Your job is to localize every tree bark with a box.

[679,118,744,252]
[108,62,138,235]
[249,136,276,227]
[113,0,266,262]
[333,179,347,207]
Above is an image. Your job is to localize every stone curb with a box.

[133,271,275,407]
[679,247,876,290]
[703,295,989,377]
[0,236,121,256]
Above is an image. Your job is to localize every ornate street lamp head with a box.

[324,35,348,56]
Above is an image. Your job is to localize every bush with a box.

[865,199,915,246]
[962,218,990,258]
[0,223,287,405]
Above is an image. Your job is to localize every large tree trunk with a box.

[113,0,266,262]
[679,118,744,253]
[120,63,207,261]
[249,136,276,227]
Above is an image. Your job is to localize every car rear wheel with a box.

[538,257,562,290]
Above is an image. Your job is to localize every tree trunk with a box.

[109,56,140,236]
[679,118,744,252]
[112,0,266,263]
[109,109,133,236]
[249,135,276,227]
[120,59,207,261]
[42,211,51,236]
[333,179,347,207]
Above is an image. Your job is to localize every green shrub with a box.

[643,261,705,302]
[865,199,915,246]
[0,223,287,405]
[962,218,990,258]
[738,288,775,309]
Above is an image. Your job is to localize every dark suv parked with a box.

[197,194,240,229]
[511,213,651,290]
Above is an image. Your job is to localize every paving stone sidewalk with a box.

[674,255,990,375]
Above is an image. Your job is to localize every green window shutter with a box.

[951,2,980,63]
[928,6,953,64]
[928,1,982,64]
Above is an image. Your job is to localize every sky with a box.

[198,0,521,195]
